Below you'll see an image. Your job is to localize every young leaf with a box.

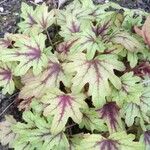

[79,131,143,150]
[41,88,87,134]
[134,16,150,47]
[97,102,123,133]
[0,62,15,94]
[0,115,16,147]
[1,33,48,76]
[64,53,125,107]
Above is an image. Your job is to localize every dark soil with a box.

[0,0,150,149]
[110,0,150,12]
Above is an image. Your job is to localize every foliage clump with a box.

[0,0,150,149]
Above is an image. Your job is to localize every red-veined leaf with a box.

[41,89,87,134]
[19,56,70,99]
[0,33,48,76]
[64,53,125,107]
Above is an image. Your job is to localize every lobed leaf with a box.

[112,72,143,106]
[19,56,70,99]
[79,131,143,150]
[79,108,108,132]
[41,88,87,134]
[64,53,125,107]
[18,3,55,34]
[0,33,48,76]
[97,102,123,133]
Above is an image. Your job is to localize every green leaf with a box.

[112,72,143,106]
[64,53,125,107]
[1,33,48,76]
[12,109,69,150]
[79,132,144,150]
[70,22,114,59]
[122,86,150,130]
[18,3,55,34]
[79,108,107,132]
[41,88,87,134]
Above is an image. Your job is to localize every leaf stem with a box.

[66,123,76,129]
[46,29,54,50]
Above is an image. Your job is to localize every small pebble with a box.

[0,7,4,12]
[34,0,43,3]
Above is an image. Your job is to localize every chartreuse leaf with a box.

[41,88,87,134]
[79,131,144,150]
[112,72,143,106]
[79,108,108,132]
[18,3,55,34]
[57,0,92,27]
[19,55,70,99]
[64,53,125,107]
[122,86,150,130]
[58,17,82,40]
[0,33,48,76]
[113,32,146,68]
[0,62,15,94]
[11,109,69,150]
[97,102,124,134]
[70,21,114,59]
[69,133,85,149]
[0,115,17,147]
[122,10,144,31]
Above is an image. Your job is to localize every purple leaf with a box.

[133,61,150,77]
[144,131,150,145]
[68,21,80,33]
[97,102,122,133]
[97,139,119,150]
